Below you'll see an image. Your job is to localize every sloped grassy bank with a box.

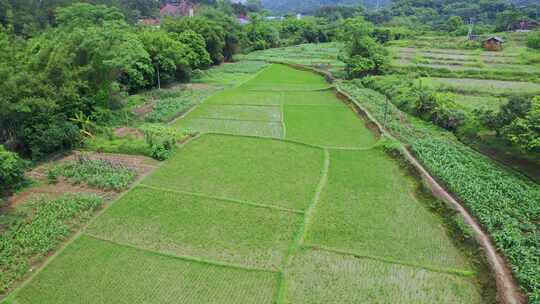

[338,80,539,304]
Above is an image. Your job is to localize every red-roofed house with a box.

[160,1,194,18]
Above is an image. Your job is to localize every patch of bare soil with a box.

[6,183,108,208]
[133,101,155,118]
[4,151,159,210]
[65,151,159,174]
[114,127,144,140]
[186,83,213,90]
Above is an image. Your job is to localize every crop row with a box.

[0,194,102,294]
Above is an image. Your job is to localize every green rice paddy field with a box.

[3,64,487,303]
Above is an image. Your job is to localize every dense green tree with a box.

[138,29,190,87]
[162,16,226,64]
[527,30,540,49]
[314,6,365,22]
[447,16,464,32]
[171,30,212,69]
[0,3,155,158]
[280,17,329,45]
[0,145,28,195]
[340,17,388,78]
[495,9,524,31]
[246,15,280,50]
[503,97,540,152]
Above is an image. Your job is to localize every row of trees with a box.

[364,0,540,33]
[0,3,244,160]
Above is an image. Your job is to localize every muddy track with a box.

[271,61,527,304]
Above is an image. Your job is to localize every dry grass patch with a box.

[285,248,482,304]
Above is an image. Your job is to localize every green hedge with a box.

[0,146,28,196]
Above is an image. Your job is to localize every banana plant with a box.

[70,112,96,138]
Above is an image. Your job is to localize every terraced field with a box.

[3,64,486,303]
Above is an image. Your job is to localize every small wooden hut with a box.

[483,36,504,51]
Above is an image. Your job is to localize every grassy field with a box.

[243,43,345,77]
[6,235,278,304]
[305,149,471,271]
[286,248,481,304]
[283,105,377,148]
[87,186,302,270]
[3,64,488,303]
[418,77,540,97]
[142,134,324,211]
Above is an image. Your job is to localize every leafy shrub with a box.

[24,120,82,160]
[0,146,28,195]
[145,97,193,123]
[376,136,403,153]
[502,96,540,153]
[362,76,466,132]
[84,134,151,157]
[526,31,540,50]
[141,125,182,160]
[0,194,102,293]
[50,155,136,191]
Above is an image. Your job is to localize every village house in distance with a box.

[139,0,195,26]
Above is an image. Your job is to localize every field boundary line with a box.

[281,102,286,139]
[305,245,476,278]
[168,63,272,126]
[213,102,343,107]
[299,148,330,245]
[275,148,330,304]
[203,103,281,108]
[84,233,278,275]
[204,131,379,151]
[138,183,305,215]
[203,132,325,150]
[245,86,334,92]
[189,116,282,123]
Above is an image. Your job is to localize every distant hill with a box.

[260,0,390,14]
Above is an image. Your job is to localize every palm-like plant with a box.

[70,112,96,138]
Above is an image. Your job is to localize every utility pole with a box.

[467,17,476,40]
[383,97,389,128]
[156,62,161,89]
